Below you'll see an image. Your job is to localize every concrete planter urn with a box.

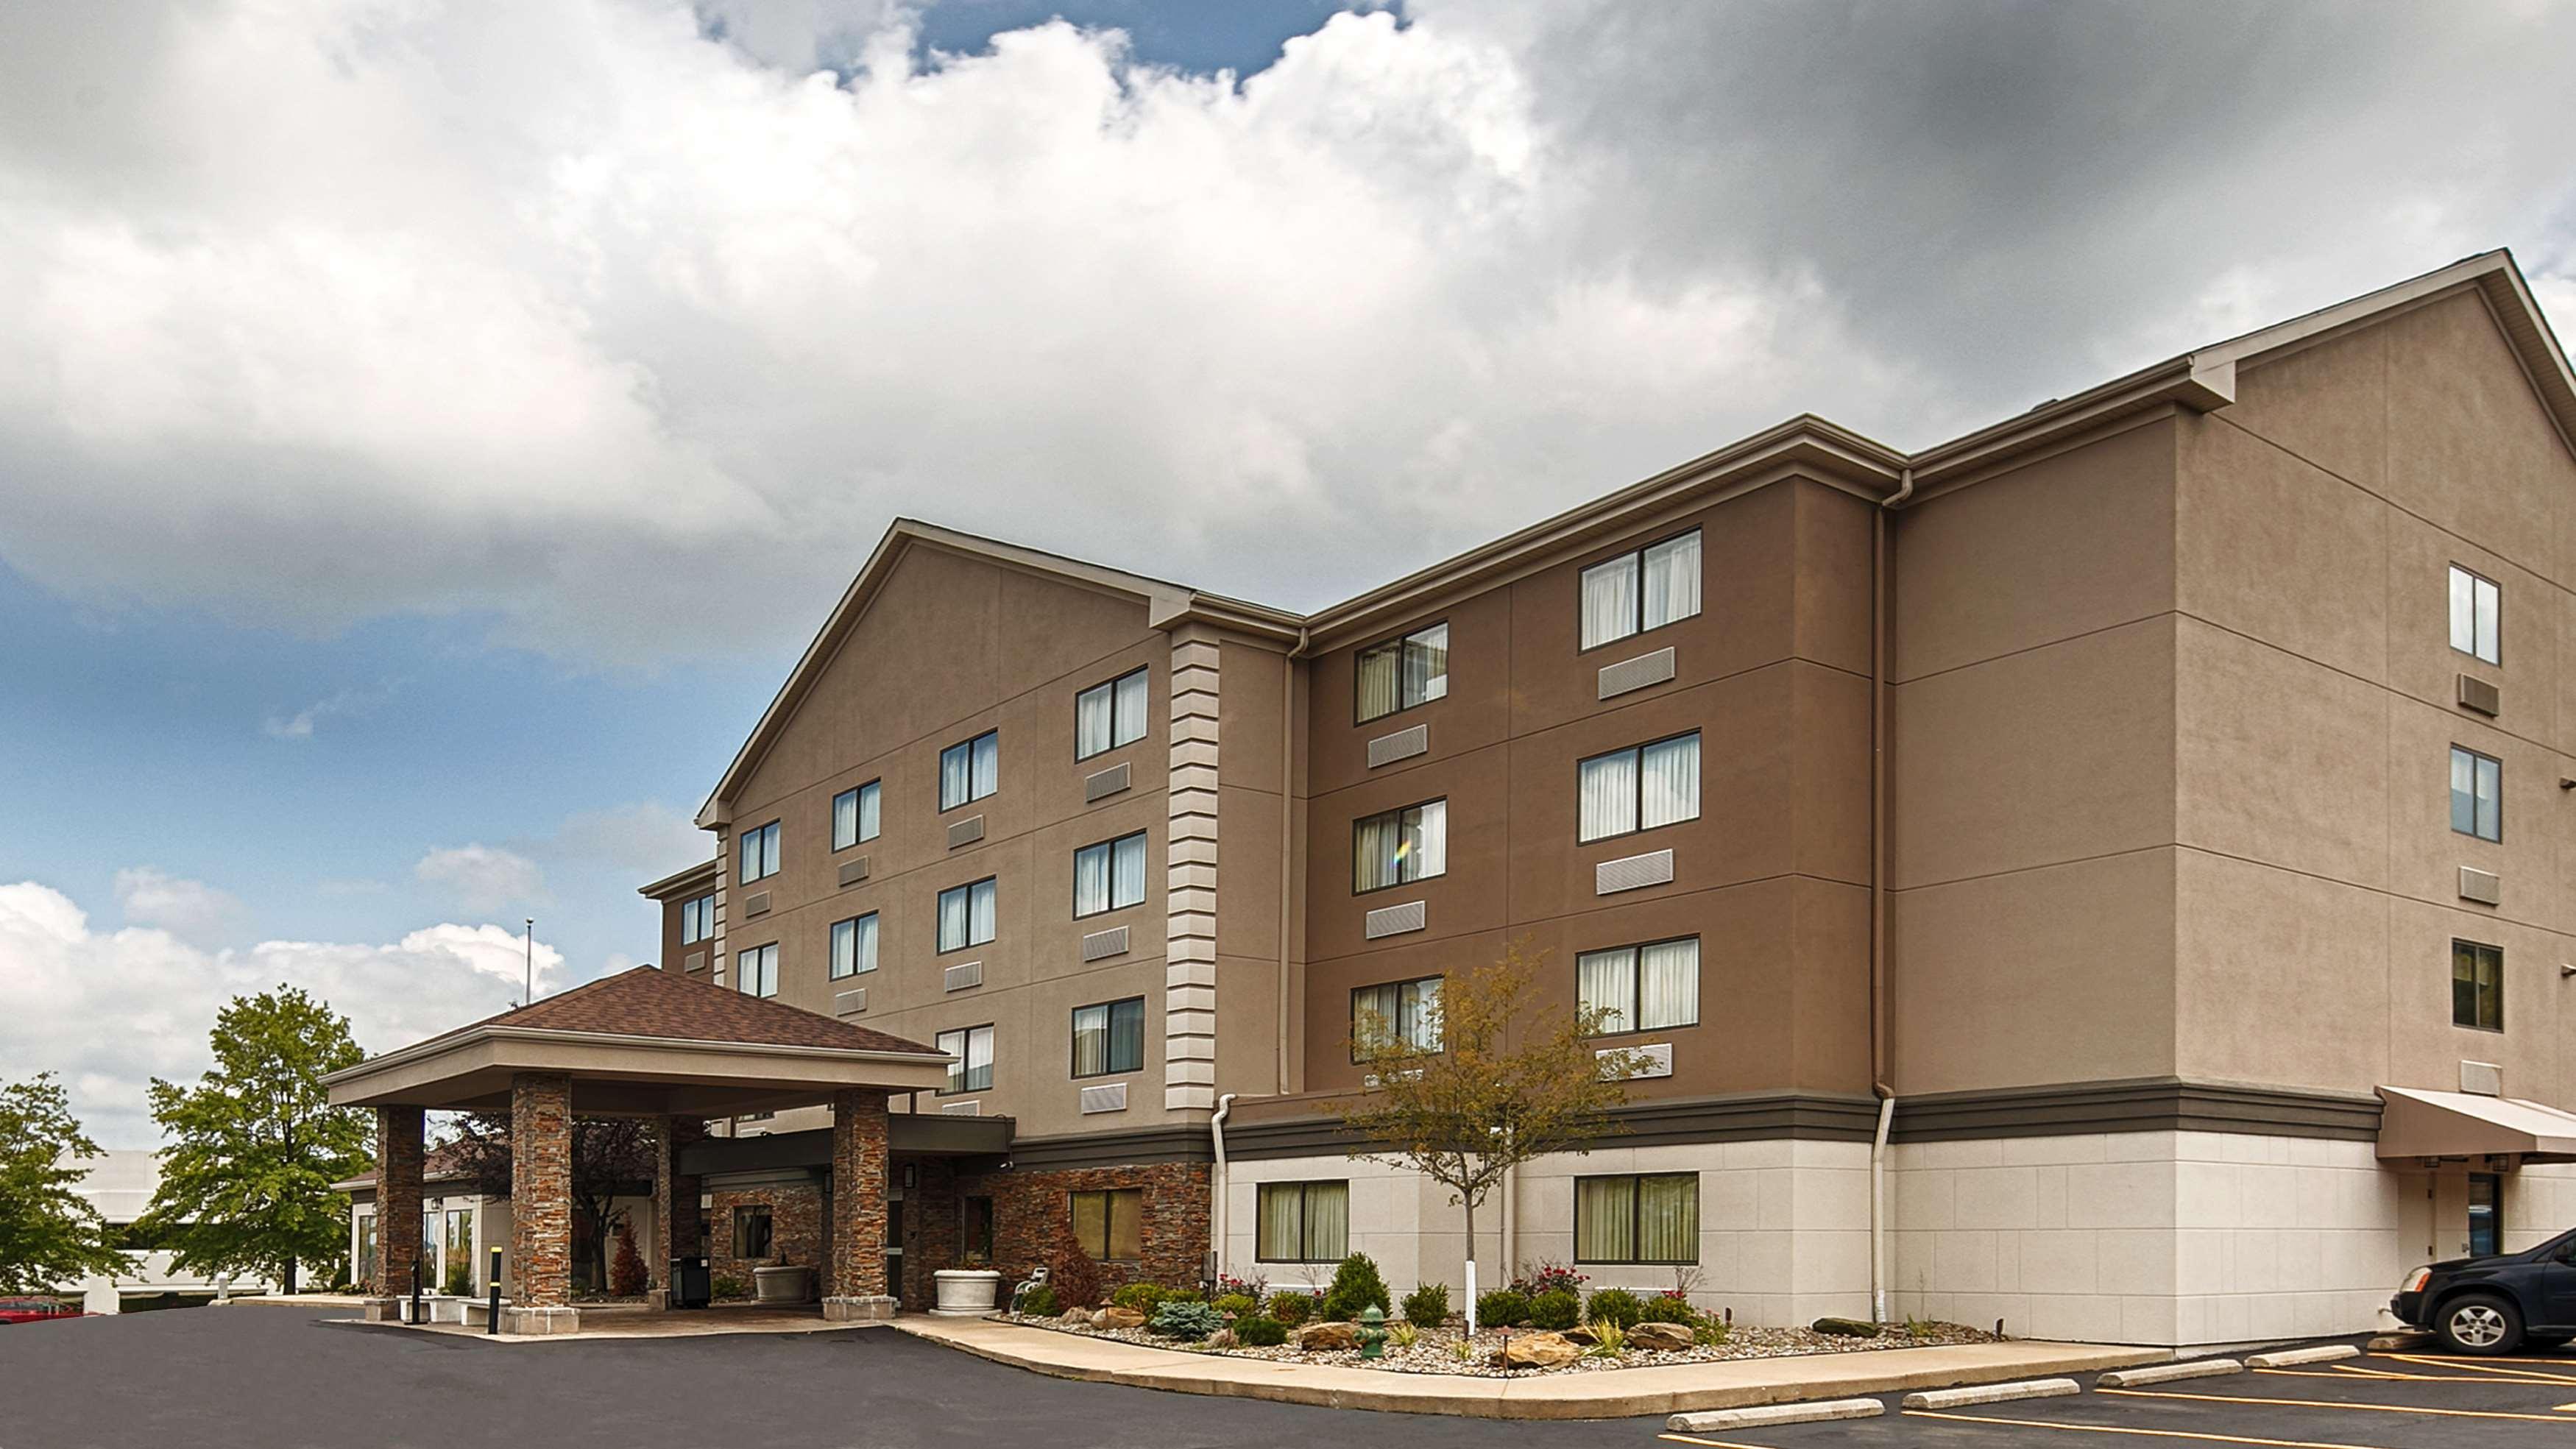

[752,1266,813,1304]
[932,1269,1003,1316]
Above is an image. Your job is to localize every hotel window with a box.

[735,942,779,999]
[1073,832,1148,918]
[2449,745,2501,842]
[1578,937,1701,1034]
[937,877,997,952]
[1069,1188,1143,1261]
[1574,1173,1699,1265]
[1351,976,1442,1060]
[938,1024,995,1095]
[832,780,880,850]
[1256,1181,1351,1263]
[354,1215,378,1287]
[939,729,999,811]
[1579,528,1702,650]
[1076,667,1150,760]
[962,1196,996,1266]
[2453,939,2503,1031]
[1070,996,1146,1078]
[1355,623,1449,723]
[732,1204,773,1260]
[737,820,781,884]
[1352,798,1446,893]
[2449,564,2501,665]
[829,913,878,979]
[679,893,715,946]
[1578,731,1701,843]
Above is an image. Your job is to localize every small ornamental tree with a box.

[609,1219,648,1297]
[138,988,371,1294]
[1332,940,1646,1331]
[0,1074,126,1292]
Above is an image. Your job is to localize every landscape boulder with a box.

[1811,1317,1881,1338]
[1491,1331,1581,1369]
[1092,1307,1147,1331]
[1295,1320,1360,1351]
[1627,1322,1696,1352]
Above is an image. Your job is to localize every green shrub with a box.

[1318,1253,1391,1323]
[1389,1320,1420,1348]
[1399,1282,1450,1325]
[1265,1291,1312,1325]
[1527,1288,1581,1331]
[711,1275,745,1300]
[1585,1322,1628,1357]
[1476,1288,1529,1328]
[1019,1283,1058,1317]
[1638,1292,1699,1325]
[443,1262,472,1297]
[1694,1319,1730,1347]
[1150,1299,1227,1341]
[1234,1314,1289,1347]
[1586,1287,1645,1329]
[1213,1292,1259,1318]
[1111,1281,1170,1312]
[1163,1288,1205,1304]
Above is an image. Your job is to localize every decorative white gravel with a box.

[997,1314,1999,1378]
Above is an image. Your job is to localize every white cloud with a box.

[0,880,564,1149]
[0,2,2568,666]
[261,681,397,741]
[413,844,549,914]
[111,866,246,947]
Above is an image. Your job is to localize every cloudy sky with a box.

[3,0,2573,1147]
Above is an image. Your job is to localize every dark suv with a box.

[2390,1226,2576,1353]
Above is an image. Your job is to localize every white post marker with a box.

[1465,1258,1478,1336]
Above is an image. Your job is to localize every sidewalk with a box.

[892,1316,2168,1420]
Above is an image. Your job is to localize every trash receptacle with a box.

[669,1255,710,1308]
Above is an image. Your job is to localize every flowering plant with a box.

[1511,1262,1587,1297]
[1213,1272,1268,1300]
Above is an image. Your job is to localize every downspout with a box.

[1870,465,1914,1325]
[1211,1091,1237,1286]
[1501,1163,1518,1289]
[1278,627,1306,1093]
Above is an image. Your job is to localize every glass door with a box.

[885,1199,904,1306]
[2468,1173,2502,1257]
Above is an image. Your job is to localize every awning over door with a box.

[2375,1085,2576,1162]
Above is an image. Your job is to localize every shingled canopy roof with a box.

[323,966,952,1117]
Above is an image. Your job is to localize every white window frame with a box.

[938,1024,994,1095]
[2449,564,2501,665]
[937,877,997,952]
[1579,528,1702,650]
[1577,936,1701,1035]
[832,780,881,851]
[830,913,878,979]
[735,942,779,999]
[1351,798,1447,894]
[939,730,1000,811]
[1072,832,1148,918]
[737,821,781,884]
[1075,668,1150,761]
[1354,622,1450,724]
[1577,731,1701,844]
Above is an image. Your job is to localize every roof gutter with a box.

[1869,465,1910,1326]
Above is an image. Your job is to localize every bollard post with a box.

[410,1255,422,1325]
[487,1246,503,1335]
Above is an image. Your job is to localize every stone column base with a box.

[500,1305,583,1336]
[823,1295,899,1322]
[361,1297,404,1322]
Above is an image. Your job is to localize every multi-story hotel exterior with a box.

[340,249,2576,1345]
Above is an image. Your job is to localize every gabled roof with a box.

[637,857,718,901]
[440,965,944,1057]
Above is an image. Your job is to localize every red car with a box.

[0,1297,83,1325]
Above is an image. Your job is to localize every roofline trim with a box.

[323,1022,952,1088]
[637,858,719,899]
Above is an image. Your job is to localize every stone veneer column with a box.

[1164,625,1220,1111]
[823,1088,894,1320]
[650,1113,706,1308]
[367,1105,424,1320]
[503,1071,580,1334]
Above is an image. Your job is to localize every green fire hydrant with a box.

[1356,1305,1387,1360]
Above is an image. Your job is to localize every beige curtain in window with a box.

[1072,1191,1107,1258]
[1257,1183,1303,1260]
[1575,1176,1634,1262]
[1638,938,1699,1030]
[1108,1188,1143,1261]
[1306,1181,1350,1261]
[1637,1175,1699,1262]
[1356,641,1402,721]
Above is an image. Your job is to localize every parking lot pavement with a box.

[1655,1342,2576,1449]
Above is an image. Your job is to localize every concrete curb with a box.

[893,1317,2166,1420]
[1668,1399,1885,1431]
[2366,1333,2431,1351]
[1902,1378,2082,1409]
[2098,1359,2243,1388]
[2246,1345,2360,1367]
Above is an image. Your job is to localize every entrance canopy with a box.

[324,966,952,1117]
[2375,1085,2576,1163]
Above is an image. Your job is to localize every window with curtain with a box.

[1070,996,1146,1077]
[938,1024,995,1094]
[734,942,779,999]
[830,913,877,979]
[1069,1188,1143,1261]
[937,877,997,952]
[1351,798,1447,893]
[939,729,1000,810]
[679,893,715,945]
[2449,745,2501,842]
[1354,623,1450,723]
[1577,937,1701,1035]
[1579,528,1702,649]
[1574,1173,1699,1264]
[833,780,881,850]
[1255,1181,1351,1262]
[2449,564,2501,665]
[733,1204,773,1259]
[2453,939,2503,1030]
[1578,731,1700,843]
[737,820,781,883]
[1350,976,1443,1060]
[1074,832,1149,917]
[1076,667,1150,759]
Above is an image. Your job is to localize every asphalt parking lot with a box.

[1661,1342,2576,1449]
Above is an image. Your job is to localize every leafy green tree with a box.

[0,1073,125,1292]
[138,986,370,1294]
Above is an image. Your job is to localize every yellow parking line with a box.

[2100,1386,2576,1424]
[1902,1407,2393,1449]
[2381,1352,2576,1383]
[2249,1364,2576,1388]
